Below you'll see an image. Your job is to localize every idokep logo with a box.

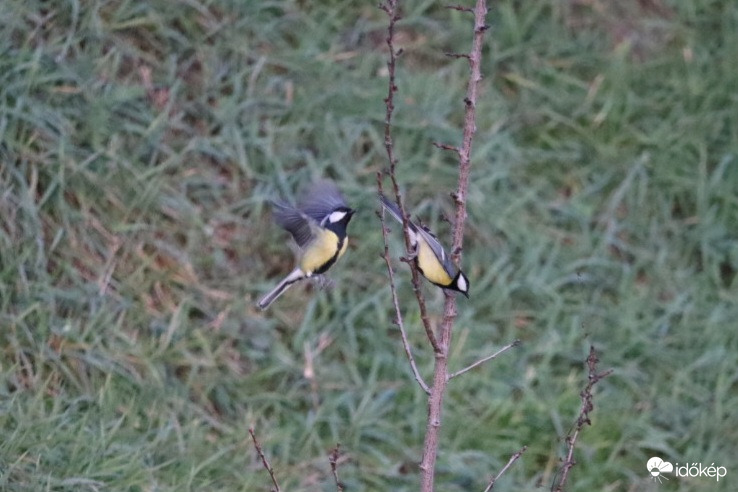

[647,457,673,483]
[647,456,727,483]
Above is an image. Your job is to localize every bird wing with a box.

[299,180,349,223]
[415,222,457,276]
[379,193,419,233]
[380,194,455,273]
[272,201,317,249]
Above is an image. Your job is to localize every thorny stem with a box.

[420,1,490,490]
[248,426,281,492]
[552,346,613,491]
[379,2,521,491]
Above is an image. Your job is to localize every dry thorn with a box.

[248,426,281,492]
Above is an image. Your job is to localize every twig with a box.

[432,141,460,153]
[328,444,344,492]
[248,426,281,492]
[483,446,528,492]
[378,0,440,355]
[448,339,521,380]
[378,175,430,395]
[552,346,613,492]
[420,2,490,490]
[446,4,473,12]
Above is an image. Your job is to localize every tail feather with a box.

[257,268,305,310]
[379,194,404,224]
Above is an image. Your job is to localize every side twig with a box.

[432,141,461,153]
[248,426,281,492]
[378,175,431,395]
[328,443,344,492]
[483,446,528,492]
[448,339,521,380]
[552,346,613,492]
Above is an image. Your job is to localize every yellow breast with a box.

[337,236,349,258]
[300,229,341,274]
[417,239,452,286]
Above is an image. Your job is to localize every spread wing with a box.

[272,201,317,249]
[299,180,349,223]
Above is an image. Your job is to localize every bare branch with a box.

[552,346,613,492]
[449,0,488,264]
[445,52,471,60]
[377,176,431,394]
[448,339,521,380]
[328,444,345,492]
[378,0,440,354]
[420,2,490,489]
[248,426,281,492]
[483,446,528,492]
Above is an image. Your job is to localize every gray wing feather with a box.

[415,224,457,275]
[272,201,315,248]
[379,194,418,233]
[299,180,348,223]
[380,194,455,275]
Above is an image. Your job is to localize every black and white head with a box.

[321,206,355,235]
[450,270,470,297]
[272,180,355,247]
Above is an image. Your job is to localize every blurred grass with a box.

[1,0,737,490]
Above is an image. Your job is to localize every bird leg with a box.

[400,242,419,263]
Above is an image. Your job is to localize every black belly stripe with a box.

[314,236,345,275]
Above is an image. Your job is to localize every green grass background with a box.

[1,0,737,490]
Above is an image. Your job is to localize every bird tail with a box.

[257,268,305,310]
[379,193,404,224]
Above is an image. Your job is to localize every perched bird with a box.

[257,181,355,309]
[379,193,469,297]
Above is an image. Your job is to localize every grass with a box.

[1,0,737,490]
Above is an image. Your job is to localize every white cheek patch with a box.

[328,210,347,223]
[456,274,468,292]
[408,229,418,247]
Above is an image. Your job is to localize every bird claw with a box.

[402,243,419,262]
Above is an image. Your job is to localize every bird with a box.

[257,180,355,310]
[379,193,469,297]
